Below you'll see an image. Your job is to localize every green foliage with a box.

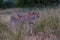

[0,0,3,2]
[16,0,59,7]
[16,0,24,7]
[0,0,60,8]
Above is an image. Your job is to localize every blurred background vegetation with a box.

[0,0,60,8]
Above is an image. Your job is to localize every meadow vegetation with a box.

[0,8,60,40]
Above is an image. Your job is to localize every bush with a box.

[16,0,59,7]
[0,0,60,8]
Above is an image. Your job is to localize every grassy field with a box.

[0,7,60,40]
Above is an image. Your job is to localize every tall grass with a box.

[16,22,24,40]
[0,22,26,40]
[0,8,60,40]
[33,13,60,39]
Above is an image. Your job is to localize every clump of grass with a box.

[33,18,46,34]
[0,23,9,40]
[0,22,26,40]
[45,15,59,33]
[33,13,60,38]
[44,14,60,39]
[16,22,24,40]
[0,23,15,40]
[0,23,7,30]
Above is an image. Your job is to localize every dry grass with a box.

[0,7,60,40]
